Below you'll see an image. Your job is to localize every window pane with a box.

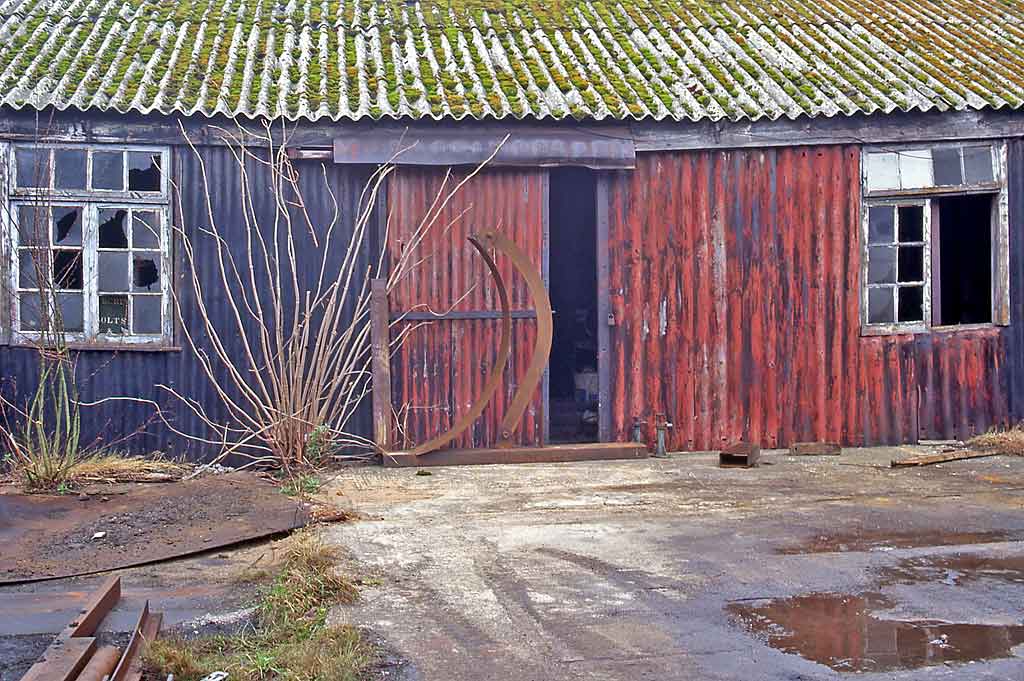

[19,293,43,331]
[898,246,924,282]
[868,246,897,284]
[15,148,50,188]
[127,152,161,192]
[18,249,46,289]
[98,251,129,292]
[56,293,84,332]
[133,295,162,334]
[899,150,932,189]
[866,152,900,191]
[932,147,963,186]
[52,250,83,290]
[898,205,924,242]
[52,206,82,246]
[868,288,895,324]
[98,209,129,248]
[54,150,87,189]
[17,205,48,245]
[132,252,160,292]
[132,211,160,248]
[99,295,129,334]
[92,151,124,190]
[963,145,994,184]
[868,206,895,244]
[898,286,924,323]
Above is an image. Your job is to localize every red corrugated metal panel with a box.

[609,147,1009,451]
[387,167,545,449]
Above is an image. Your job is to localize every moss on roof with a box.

[0,0,1022,122]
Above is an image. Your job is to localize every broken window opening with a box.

[934,194,994,326]
[7,144,171,343]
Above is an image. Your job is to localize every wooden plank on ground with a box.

[384,442,648,467]
[891,450,1001,468]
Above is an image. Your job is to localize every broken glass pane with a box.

[132,252,160,292]
[898,246,924,282]
[898,206,924,242]
[54,149,87,189]
[868,288,895,324]
[866,152,900,192]
[898,286,924,323]
[18,249,46,289]
[92,151,124,190]
[963,145,994,184]
[52,250,83,290]
[98,209,129,248]
[132,211,160,248]
[15,148,50,188]
[19,293,42,331]
[52,206,82,246]
[128,152,161,192]
[868,206,895,244]
[898,150,932,189]
[98,251,129,292]
[99,295,129,334]
[932,147,963,186]
[132,295,162,334]
[17,205,48,245]
[56,293,84,332]
[868,247,897,284]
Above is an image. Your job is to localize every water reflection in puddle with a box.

[729,593,1024,672]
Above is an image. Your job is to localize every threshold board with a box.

[383,442,649,468]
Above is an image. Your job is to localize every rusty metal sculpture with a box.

[405,230,550,457]
[387,229,644,467]
[405,233,514,457]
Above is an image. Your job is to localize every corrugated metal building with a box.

[2,0,1024,459]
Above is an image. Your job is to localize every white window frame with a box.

[2,142,173,347]
[861,142,1010,336]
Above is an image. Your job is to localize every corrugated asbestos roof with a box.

[0,0,1023,123]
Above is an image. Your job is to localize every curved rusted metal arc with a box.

[477,231,553,447]
[406,236,513,457]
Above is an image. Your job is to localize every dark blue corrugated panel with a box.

[0,146,375,462]
[1006,139,1024,422]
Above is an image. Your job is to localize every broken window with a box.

[7,144,171,344]
[862,143,1008,333]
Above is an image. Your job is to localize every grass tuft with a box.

[145,530,369,681]
[968,424,1024,456]
[5,450,186,492]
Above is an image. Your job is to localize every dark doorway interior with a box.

[548,168,598,443]
[936,194,993,325]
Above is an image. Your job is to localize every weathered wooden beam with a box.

[370,279,393,452]
[890,449,1001,467]
[383,442,648,467]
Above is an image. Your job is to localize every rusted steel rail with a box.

[20,577,163,681]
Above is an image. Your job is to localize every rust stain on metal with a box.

[404,235,513,457]
[387,167,546,449]
[0,472,308,583]
[608,147,1011,451]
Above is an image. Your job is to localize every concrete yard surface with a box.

[325,446,1024,681]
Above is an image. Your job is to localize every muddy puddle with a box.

[729,592,1024,672]
[777,529,1022,554]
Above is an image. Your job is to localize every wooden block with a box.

[789,442,841,456]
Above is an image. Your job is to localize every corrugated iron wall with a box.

[0,146,373,461]
[608,146,1016,451]
[387,167,545,449]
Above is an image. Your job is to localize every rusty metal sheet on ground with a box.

[0,472,308,584]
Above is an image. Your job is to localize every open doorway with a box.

[548,168,598,443]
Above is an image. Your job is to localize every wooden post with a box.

[370,279,393,452]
